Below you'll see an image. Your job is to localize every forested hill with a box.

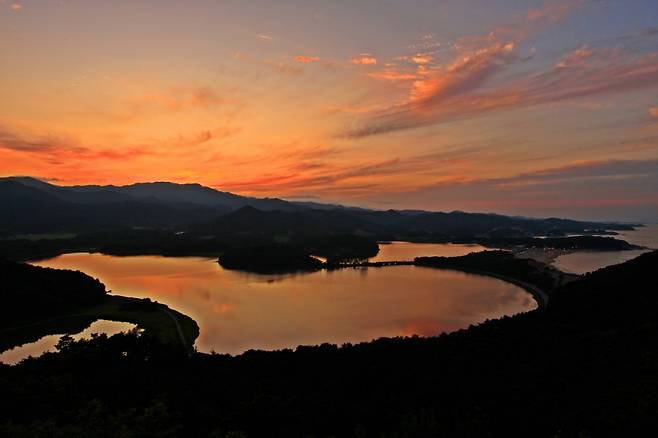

[0,258,106,325]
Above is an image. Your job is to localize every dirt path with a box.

[159,306,193,355]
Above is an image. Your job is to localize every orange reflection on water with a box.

[0,320,136,365]
[371,242,487,262]
[34,250,536,355]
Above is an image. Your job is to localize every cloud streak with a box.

[344,44,658,138]
[370,158,658,220]
[133,86,225,112]
[295,55,320,63]
[0,124,238,163]
[342,0,658,139]
[351,54,378,65]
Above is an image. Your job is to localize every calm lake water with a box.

[553,224,658,274]
[33,249,536,355]
[370,242,487,261]
[0,320,136,365]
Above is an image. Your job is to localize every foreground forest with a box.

[1,251,657,437]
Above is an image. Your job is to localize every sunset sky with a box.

[1,0,657,221]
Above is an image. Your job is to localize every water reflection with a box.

[615,224,658,249]
[370,242,487,262]
[0,320,136,365]
[34,250,535,355]
[553,224,658,274]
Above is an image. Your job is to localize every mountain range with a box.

[0,176,637,237]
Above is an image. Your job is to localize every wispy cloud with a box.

[350,54,378,65]
[555,45,594,68]
[267,60,303,76]
[0,123,237,162]
[294,55,320,63]
[0,127,154,161]
[132,86,225,112]
[367,69,416,82]
[526,1,579,24]
[343,18,658,138]
[371,158,658,220]
[410,54,433,65]
[213,141,483,197]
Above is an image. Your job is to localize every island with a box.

[217,244,324,274]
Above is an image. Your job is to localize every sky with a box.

[1,0,657,221]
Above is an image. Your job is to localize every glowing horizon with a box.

[1,0,657,221]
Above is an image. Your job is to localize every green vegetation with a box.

[1,251,656,436]
[0,260,198,353]
[82,296,198,350]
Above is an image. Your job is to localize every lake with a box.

[553,224,658,274]
[370,242,487,261]
[0,320,136,365]
[32,246,535,355]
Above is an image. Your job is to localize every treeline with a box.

[218,244,324,274]
[1,252,657,436]
[469,235,642,250]
[0,259,106,326]
[415,250,572,293]
[1,229,381,272]
[0,259,199,353]
[217,235,379,273]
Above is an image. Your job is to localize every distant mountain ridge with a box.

[0,176,638,235]
[2,176,297,210]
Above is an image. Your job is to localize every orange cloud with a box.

[295,55,320,63]
[555,45,594,68]
[0,122,237,165]
[650,106,658,118]
[351,54,378,65]
[134,86,225,112]
[344,35,658,138]
[10,3,21,12]
[367,70,416,82]
[411,54,433,65]
[0,127,154,161]
[409,41,516,104]
[212,143,481,197]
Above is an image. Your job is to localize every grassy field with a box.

[86,296,199,350]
